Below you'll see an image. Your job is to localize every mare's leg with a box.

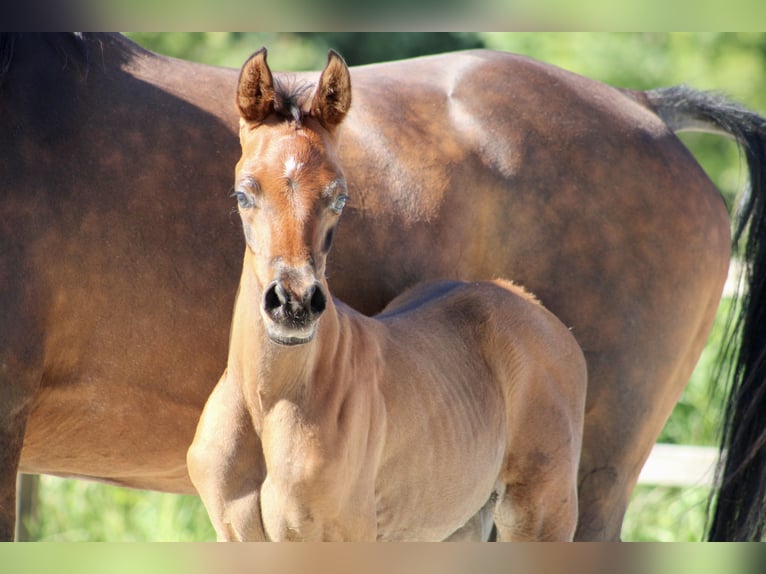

[0,264,45,541]
[187,371,267,541]
[574,314,720,540]
[0,410,31,541]
[0,323,43,541]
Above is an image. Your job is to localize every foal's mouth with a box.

[264,321,318,346]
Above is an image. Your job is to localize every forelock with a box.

[273,76,313,126]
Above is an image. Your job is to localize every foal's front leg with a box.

[187,371,267,541]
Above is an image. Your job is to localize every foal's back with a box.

[371,279,587,541]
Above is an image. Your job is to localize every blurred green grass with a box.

[25,477,214,541]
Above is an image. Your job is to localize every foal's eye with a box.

[330,194,349,214]
[233,190,255,209]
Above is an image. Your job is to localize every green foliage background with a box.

[19,33,766,542]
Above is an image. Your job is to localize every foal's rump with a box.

[462,278,587,541]
[372,278,587,540]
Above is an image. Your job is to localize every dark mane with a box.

[273,75,314,124]
[0,33,90,88]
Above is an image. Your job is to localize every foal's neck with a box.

[230,274,346,410]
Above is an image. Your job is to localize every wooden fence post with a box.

[15,473,40,541]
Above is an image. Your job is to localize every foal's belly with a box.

[373,371,508,540]
[373,447,504,541]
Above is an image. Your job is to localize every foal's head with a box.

[233,48,351,346]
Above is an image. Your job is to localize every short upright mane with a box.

[272,76,314,125]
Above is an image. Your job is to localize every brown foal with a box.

[187,49,587,541]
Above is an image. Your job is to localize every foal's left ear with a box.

[310,50,352,132]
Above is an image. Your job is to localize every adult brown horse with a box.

[2,33,765,541]
[187,49,587,541]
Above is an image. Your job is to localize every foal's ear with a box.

[237,47,276,124]
[310,50,352,132]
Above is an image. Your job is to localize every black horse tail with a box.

[647,85,766,541]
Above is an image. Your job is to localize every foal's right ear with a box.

[237,47,276,124]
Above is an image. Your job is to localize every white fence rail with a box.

[638,443,719,488]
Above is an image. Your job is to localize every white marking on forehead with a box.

[283,156,304,180]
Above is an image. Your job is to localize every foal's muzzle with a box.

[262,279,327,345]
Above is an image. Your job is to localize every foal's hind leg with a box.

[443,497,495,541]
[493,477,578,541]
[492,407,582,542]
[492,404,582,542]
[492,347,585,541]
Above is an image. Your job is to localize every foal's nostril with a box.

[264,281,324,318]
[309,284,327,315]
[264,282,288,312]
